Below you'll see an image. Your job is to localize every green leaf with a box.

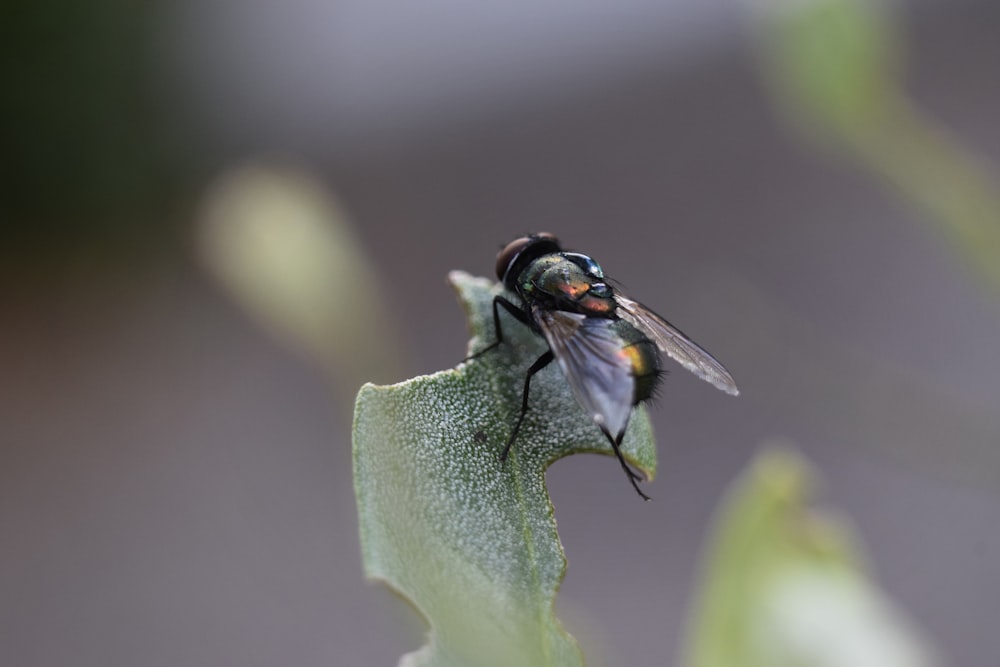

[353,271,656,667]
[197,164,402,387]
[752,0,1000,302]
[753,0,901,139]
[682,447,940,667]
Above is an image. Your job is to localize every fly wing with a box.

[614,294,739,396]
[534,308,635,440]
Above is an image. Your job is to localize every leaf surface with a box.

[354,271,656,667]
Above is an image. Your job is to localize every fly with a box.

[471,233,739,500]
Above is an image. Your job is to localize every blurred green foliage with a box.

[197,165,404,391]
[754,0,1000,299]
[682,447,938,667]
[0,0,182,260]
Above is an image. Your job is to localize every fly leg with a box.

[464,296,530,361]
[500,350,554,462]
[603,428,651,501]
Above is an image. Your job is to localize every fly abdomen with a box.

[611,320,661,404]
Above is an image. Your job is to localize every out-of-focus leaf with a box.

[353,271,656,667]
[197,165,401,386]
[753,0,899,139]
[752,0,1000,298]
[682,447,939,667]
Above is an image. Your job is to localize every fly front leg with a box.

[464,295,530,361]
[500,349,554,462]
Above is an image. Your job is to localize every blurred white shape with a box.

[757,568,940,667]
[197,164,402,387]
[683,447,942,667]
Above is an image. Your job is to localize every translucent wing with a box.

[534,308,635,440]
[614,294,739,396]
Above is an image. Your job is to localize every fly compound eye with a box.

[494,232,560,282]
[495,237,533,281]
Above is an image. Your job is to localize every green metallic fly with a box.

[472,233,739,500]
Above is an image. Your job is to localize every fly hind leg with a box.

[603,428,651,501]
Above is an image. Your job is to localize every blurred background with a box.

[2,0,999,665]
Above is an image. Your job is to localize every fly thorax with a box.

[528,257,617,315]
[575,281,615,316]
[562,252,605,280]
[527,256,589,301]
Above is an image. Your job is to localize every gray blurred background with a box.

[2,0,999,665]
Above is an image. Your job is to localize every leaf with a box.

[682,446,940,667]
[353,271,657,667]
[197,164,402,387]
[752,0,900,140]
[751,0,1000,300]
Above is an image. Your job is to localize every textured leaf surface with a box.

[353,271,656,667]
